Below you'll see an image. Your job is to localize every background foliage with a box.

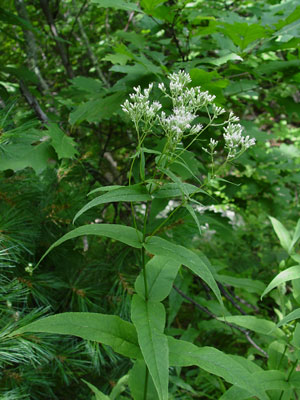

[0,0,300,398]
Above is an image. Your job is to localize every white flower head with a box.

[223,123,255,159]
[212,104,226,117]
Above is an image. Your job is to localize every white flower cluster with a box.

[121,70,255,160]
[160,107,203,148]
[121,84,161,126]
[159,72,216,112]
[223,123,256,159]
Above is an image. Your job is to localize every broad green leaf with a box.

[219,385,254,400]
[168,337,267,400]
[253,371,289,391]
[257,60,300,75]
[290,218,300,252]
[82,379,111,400]
[144,236,222,305]
[269,216,292,253]
[277,309,300,328]
[70,92,125,125]
[220,22,267,51]
[261,265,300,298]
[91,0,142,12]
[152,182,200,198]
[135,256,181,302]
[216,274,265,295]
[46,123,78,159]
[37,224,143,266]
[10,313,141,359]
[71,76,103,93]
[128,360,159,400]
[73,185,151,222]
[131,295,168,400]
[217,315,285,338]
[220,371,289,399]
[140,0,166,13]
[0,141,53,173]
[189,68,229,102]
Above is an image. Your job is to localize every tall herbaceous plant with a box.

[10,71,259,399]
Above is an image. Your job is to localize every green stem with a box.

[279,358,298,400]
[143,366,149,400]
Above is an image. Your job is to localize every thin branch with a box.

[14,0,50,94]
[19,80,48,124]
[218,283,247,315]
[40,0,74,78]
[173,285,268,358]
[124,4,139,32]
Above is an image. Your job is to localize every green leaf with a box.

[144,236,222,305]
[128,360,159,400]
[216,274,265,295]
[0,141,53,174]
[10,313,141,359]
[70,92,125,125]
[220,22,267,51]
[73,184,151,222]
[261,265,300,298]
[185,204,202,236]
[140,0,166,13]
[91,0,142,12]
[82,379,111,400]
[217,315,285,338]
[220,371,289,399]
[219,385,254,400]
[37,224,143,266]
[269,216,292,253]
[135,256,181,302]
[152,182,200,198]
[168,337,267,399]
[131,295,168,400]
[292,254,300,263]
[290,218,300,252]
[277,309,300,328]
[71,76,103,93]
[46,123,78,159]
[110,375,129,400]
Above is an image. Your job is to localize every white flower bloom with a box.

[212,104,226,116]
[223,123,255,159]
[228,111,240,122]
[158,82,166,92]
[190,124,203,134]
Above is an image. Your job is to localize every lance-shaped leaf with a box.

[144,236,222,305]
[269,216,292,254]
[220,371,289,400]
[73,184,151,222]
[290,218,300,253]
[261,265,300,298]
[277,309,300,328]
[168,337,267,400]
[152,182,201,199]
[131,295,169,400]
[135,256,181,302]
[83,380,111,400]
[217,315,285,338]
[37,224,143,266]
[10,312,142,360]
